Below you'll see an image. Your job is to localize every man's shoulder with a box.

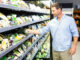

[64,14,73,19]
[64,14,75,22]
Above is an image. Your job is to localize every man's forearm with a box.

[70,36,78,55]
[27,29,40,35]
[72,37,78,48]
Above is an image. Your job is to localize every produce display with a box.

[26,33,50,60]
[0,21,50,60]
[0,0,50,13]
[0,12,50,28]
[0,32,27,53]
[0,22,45,53]
[34,35,50,59]
[0,0,50,60]
[0,40,32,60]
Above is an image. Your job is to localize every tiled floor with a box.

[72,41,80,60]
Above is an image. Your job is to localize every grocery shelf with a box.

[0,34,33,58]
[0,1,50,60]
[0,18,50,33]
[21,8,50,15]
[19,34,46,60]
[31,34,49,60]
[46,49,50,58]
[0,3,21,11]
[0,4,50,15]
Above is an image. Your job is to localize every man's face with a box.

[52,7,60,17]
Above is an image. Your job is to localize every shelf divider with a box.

[0,18,50,33]
[0,4,50,14]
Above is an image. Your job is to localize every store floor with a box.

[72,41,80,60]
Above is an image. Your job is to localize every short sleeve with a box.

[70,18,79,37]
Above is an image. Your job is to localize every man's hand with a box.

[26,29,32,34]
[70,45,76,56]
[26,29,40,35]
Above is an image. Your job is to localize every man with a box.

[26,2,79,60]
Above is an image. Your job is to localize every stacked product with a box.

[0,12,50,28]
[0,0,50,60]
[0,0,50,14]
[34,35,50,60]
[0,21,49,60]
[26,33,50,60]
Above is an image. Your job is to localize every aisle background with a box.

[55,0,80,8]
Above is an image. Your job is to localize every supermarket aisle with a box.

[72,42,80,60]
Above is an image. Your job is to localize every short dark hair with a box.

[51,2,62,10]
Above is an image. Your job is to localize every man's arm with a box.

[70,37,78,56]
[26,29,40,35]
[26,22,50,35]
[69,18,79,56]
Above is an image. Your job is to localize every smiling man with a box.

[26,2,79,60]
